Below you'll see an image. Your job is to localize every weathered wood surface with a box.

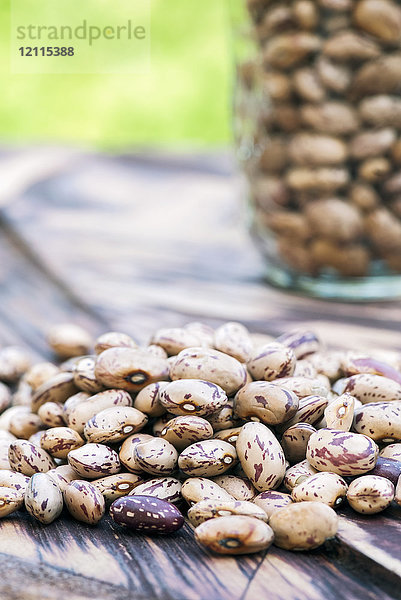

[0,147,400,600]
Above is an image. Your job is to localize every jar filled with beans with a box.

[233,0,401,299]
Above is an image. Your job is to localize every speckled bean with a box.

[40,427,84,459]
[94,331,138,355]
[160,415,213,450]
[64,480,105,524]
[84,406,148,444]
[0,487,24,518]
[129,477,182,503]
[234,381,299,425]
[181,477,235,505]
[119,433,154,474]
[214,322,253,363]
[110,495,184,534]
[291,472,347,507]
[24,473,63,524]
[134,438,178,475]
[211,475,257,501]
[281,423,317,464]
[307,429,378,475]
[353,402,401,442]
[347,475,394,514]
[342,374,401,404]
[283,459,318,491]
[133,382,168,417]
[68,389,133,434]
[324,393,355,431]
[31,372,78,413]
[68,443,120,479]
[93,473,144,503]
[253,490,293,518]
[247,343,296,382]
[188,499,267,527]
[237,422,286,491]
[73,356,104,394]
[178,440,237,477]
[169,347,248,396]
[160,379,228,417]
[8,440,56,476]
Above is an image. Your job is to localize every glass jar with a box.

[232,0,401,300]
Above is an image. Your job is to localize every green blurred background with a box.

[1,0,232,149]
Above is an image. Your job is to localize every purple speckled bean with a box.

[24,473,63,524]
[178,440,237,477]
[64,480,105,524]
[129,476,182,503]
[306,429,378,476]
[353,402,401,442]
[160,379,228,417]
[234,381,299,425]
[134,438,178,475]
[8,440,56,476]
[236,422,286,492]
[110,495,184,534]
[247,343,296,382]
[68,443,120,479]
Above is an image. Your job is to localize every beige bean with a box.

[188,499,267,527]
[301,102,359,135]
[262,71,292,102]
[181,477,235,505]
[184,322,215,347]
[134,438,178,475]
[47,324,92,359]
[145,344,169,359]
[269,502,338,550]
[195,515,274,555]
[68,389,133,434]
[289,134,347,166]
[263,211,311,241]
[24,473,63,524]
[354,0,401,43]
[347,475,394,514]
[351,53,401,99]
[259,137,288,174]
[9,440,56,475]
[310,239,370,277]
[179,440,237,477]
[237,422,286,491]
[316,56,351,94]
[84,406,148,444]
[281,423,317,464]
[323,30,380,61]
[358,157,391,183]
[25,362,60,391]
[129,476,182,503]
[133,382,167,417]
[214,322,253,363]
[93,473,143,503]
[160,379,228,417]
[305,199,363,243]
[307,429,378,475]
[40,427,84,459]
[286,167,349,192]
[160,415,213,450]
[293,0,319,29]
[64,480,105,524]
[95,347,169,393]
[0,347,31,384]
[170,347,248,396]
[94,331,137,355]
[234,381,299,425]
[68,443,120,479]
[292,472,347,507]
[150,327,205,356]
[365,208,401,253]
[293,68,325,103]
[10,380,31,408]
[253,490,293,518]
[263,33,321,69]
[350,128,396,160]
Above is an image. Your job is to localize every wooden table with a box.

[0,147,400,600]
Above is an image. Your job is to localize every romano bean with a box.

[25,362,59,391]
[0,347,31,383]
[151,327,205,356]
[380,443,401,460]
[276,330,320,360]
[195,515,274,555]
[47,464,80,492]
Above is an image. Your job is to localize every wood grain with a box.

[0,148,400,600]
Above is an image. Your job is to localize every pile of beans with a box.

[240,0,401,277]
[0,321,401,555]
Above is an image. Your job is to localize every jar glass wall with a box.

[232,0,401,300]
